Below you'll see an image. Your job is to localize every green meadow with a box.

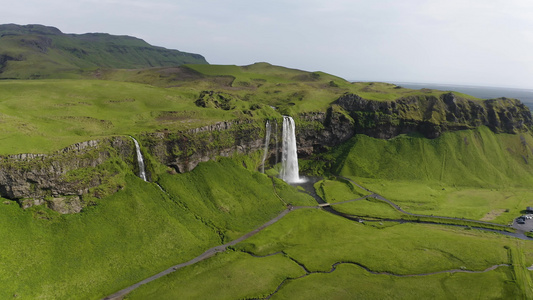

[125,251,306,300]
[129,209,532,299]
[335,127,533,188]
[271,264,515,300]
[314,175,532,225]
[0,79,238,154]
[315,178,371,203]
[347,178,533,224]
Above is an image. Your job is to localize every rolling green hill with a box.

[0,24,207,79]
[2,62,521,155]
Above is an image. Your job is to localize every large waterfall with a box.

[261,120,272,173]
[131,136,147,181]
[280,116,302,183]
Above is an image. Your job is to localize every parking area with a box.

[512,214,533,232]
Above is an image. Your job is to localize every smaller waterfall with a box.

[274,119,279,165]
[261,120,272,173]
[280,116,302,183]
[130,136,147,181]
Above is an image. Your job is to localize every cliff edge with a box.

[1,92,531,213]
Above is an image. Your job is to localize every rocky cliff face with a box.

[2,93,531,213]
[141,120,264,173]
[138,111,355,175]
[334,93,533,139]
[295,109,355,156]
[0,137,135,213]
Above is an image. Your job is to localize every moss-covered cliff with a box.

[141,119,264,173]
[1,90,531,213]
[334,93,532,139]
[0,137,136,213]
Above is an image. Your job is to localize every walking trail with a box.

[104,176,521,299]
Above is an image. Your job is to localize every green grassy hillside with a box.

[326,127,533,223]
[334,126,533,188]
[0,157,312,299]
[0,24,207,79]
[0,79,238,154]
[1,26,533,299]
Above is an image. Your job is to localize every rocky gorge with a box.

[1,92,531,213]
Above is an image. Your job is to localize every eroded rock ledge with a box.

[141,119,263,173]
[0,137,135,213]
[334,93,533,139]
[1,93,531,213]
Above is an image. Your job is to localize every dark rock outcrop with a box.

[139,109,356,174]
[0,137,135,213]
[334,93,533,139]
[295,110,355,156]
[141,119,263,173]
[195,91,237,110]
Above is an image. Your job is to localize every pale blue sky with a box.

[4,0,533,88]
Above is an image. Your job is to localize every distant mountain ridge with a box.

[0,24,208,79]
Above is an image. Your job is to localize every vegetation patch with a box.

[236,210,517,274]
[194,90,239,110]
[1,40,532,299]
[156,158,287,241]
[481,209,508,221]
[335,127,533,188]
[333,197,404,219]
[347,178,533,225]
[314,178,371,203]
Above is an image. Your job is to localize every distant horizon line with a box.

[348,79,533,91]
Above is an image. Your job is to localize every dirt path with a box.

[104,176,525,299]
[103,208,294,300]
[104,177,327,300]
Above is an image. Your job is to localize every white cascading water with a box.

[280,116,302,183]
[274,119,279,165]
[261,120,272,173]
[130,136,147,181]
